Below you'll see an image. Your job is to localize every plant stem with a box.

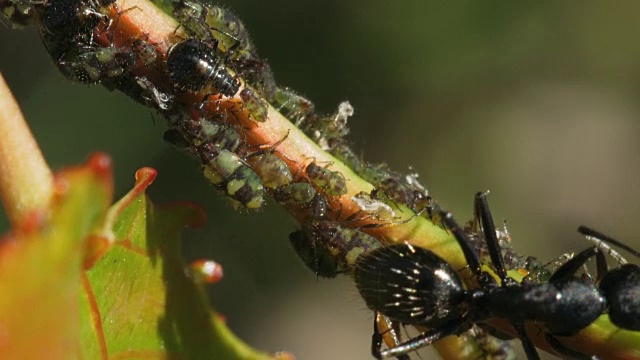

[0,72,53,225]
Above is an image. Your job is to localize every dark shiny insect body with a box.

[573,226,640,331]
[354,192,628,360]
[166,39,239,97]
[172,0,276,98]
[41,0,114,40]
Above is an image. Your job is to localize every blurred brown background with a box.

[2,1,640,359]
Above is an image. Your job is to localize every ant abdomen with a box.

[599,264,640,330]
[355,243,466,327]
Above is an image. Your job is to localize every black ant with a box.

[574,226,640,332]
[354,192,638,360]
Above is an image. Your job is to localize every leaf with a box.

[79,165,283,359]
[0,153,289,359]
[0,153,114,359]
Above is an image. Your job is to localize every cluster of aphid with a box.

[3,0,639,359]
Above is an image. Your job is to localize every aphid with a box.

[134,76,174,110]
[352,192,395,221]
[41,0,114,41]
[311,101,353,148]
[289,228,340,278]
[198,143,264,209]
[239,87,268,122]
[1,0,45,28]
[327,139,364,175]
[291,219,381,278]
[273,182,316,205]
[355,192,620,359]
[171,114,243,152]
[131,37,158,66]
[56,43,136,84]
[166,38,239,97]
[272,87,316,125]
[172,0,251,56]
[246,153,292,190]
[114,75,174,111]
[306,162,347,197]
[172,0,276,98]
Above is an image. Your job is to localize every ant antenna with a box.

[578,225,640,260]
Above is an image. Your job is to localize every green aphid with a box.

[328,139,364,175]
[200,145,264,209]
[273,182,316,205]
[173,0,252,58]
[306,162,347,197]
[246,153,292,189]
[56,44,136,85]
[273,87,315,125]
[1,0,41,28]
[239,88,268,122]
[175,117,243,152]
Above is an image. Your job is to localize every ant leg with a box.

[437,205,483,277]
[548,246,605,283]
[379,318,465,359]
[473,192,510,284]
[545,334,599,360]
[510,322,540,360]
[372,313,410,360]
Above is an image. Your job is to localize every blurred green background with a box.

[2,1,640,359]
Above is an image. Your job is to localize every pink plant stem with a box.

[0,72,53,225]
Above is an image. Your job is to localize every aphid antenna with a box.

[245,130,290,156]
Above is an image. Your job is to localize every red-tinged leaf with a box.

[0,153,114,359]
[80,167,287,360]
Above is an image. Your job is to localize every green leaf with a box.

[0,153,113,359]
[79,165,281,359]
[0,153,287,359]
